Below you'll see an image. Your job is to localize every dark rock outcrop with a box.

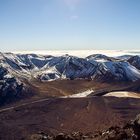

[0,66,24,105]
[28,113,140,140]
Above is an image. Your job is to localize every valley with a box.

[0,97,140,140]
[0,52,140,139]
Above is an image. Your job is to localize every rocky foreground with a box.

[28,114,140,140]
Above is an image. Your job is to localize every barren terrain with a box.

[0,80,140,140]
[0,96,140,140]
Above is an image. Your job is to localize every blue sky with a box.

[0,0,140,51]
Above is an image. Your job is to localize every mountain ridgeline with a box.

[0,52,140,103]
[0,53,140,81]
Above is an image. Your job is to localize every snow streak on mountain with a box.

[1,52,140,81]
[0,52,140,98]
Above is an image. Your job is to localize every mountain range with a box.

[1,53,140,81]
[0,52,140,103]
[0,52,140,139]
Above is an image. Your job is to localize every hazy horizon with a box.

[8,49,140,58]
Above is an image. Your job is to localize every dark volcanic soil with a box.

[0,97,140,140]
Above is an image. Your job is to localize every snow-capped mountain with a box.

[86,54,116,62]
[38,54,140,82]
[1,52,140,103]
[16,54,53,69]
[117,55,133,61]
[43,55,97,79]
[35,54,97,81]
[92,61,140,81]
[127,55,140,70]
[0,65,23,104]
[0,52,140,83]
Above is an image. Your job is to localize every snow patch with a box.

[65,89,94,98]
[104,91,140,98]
